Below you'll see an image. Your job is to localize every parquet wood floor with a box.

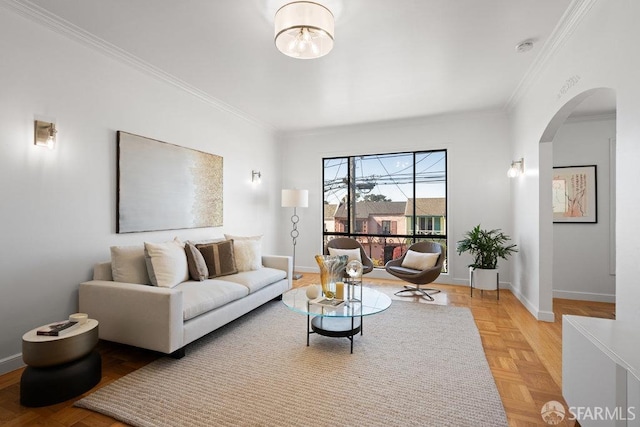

[0,275,614,426]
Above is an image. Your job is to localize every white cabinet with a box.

[563,316,640,426]
[629,375,640,427]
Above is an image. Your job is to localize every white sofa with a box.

[79,254,292,357]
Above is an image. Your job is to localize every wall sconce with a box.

[507,158,525,178]
[251,170,262,184]
[34,120,57,150]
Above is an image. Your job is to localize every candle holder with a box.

[346,260,363,303]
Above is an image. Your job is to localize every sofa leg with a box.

[272,294,283,301]
[169,347,186,359]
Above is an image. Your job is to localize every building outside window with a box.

[409,198,446,235]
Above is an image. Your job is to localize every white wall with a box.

[0,10,282,373]
[552,117,616,302]
[509,0,640,322]
[280,111,513,287]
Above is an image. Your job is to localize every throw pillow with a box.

[328,247,362,263]
[233,239,262,272]
[196,240,238,278]
[185,242,209,281]
[191,237,225,245]
[401,250,439,270]
[110,245,151,285]
[144,238,189,288]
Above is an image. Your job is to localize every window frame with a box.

[322,149,448,270]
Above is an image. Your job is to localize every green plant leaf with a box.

[456,224,517,269]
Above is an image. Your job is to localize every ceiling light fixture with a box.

[274,1,334,59]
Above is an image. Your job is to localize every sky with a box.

[323,151,447,204]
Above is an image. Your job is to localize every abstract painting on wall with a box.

[552,165,597,223]
[117,131,223,233]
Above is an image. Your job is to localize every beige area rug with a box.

[75,299,507,427]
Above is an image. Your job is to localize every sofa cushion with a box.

[233,239,262,272]
[196,240,238,278]
[224,234,263,272]
[144,238,190,288]
[177,279,249,321]
[110,245,151,285]
[185,242,209,281]
[221,267,286,294]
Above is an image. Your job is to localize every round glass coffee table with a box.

[282,285,391,353]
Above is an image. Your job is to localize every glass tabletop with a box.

[282,285,392,318]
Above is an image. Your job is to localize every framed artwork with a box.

[552,165,597,223]
[117,131,223,233]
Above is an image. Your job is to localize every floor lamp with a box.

[282,189,308,280]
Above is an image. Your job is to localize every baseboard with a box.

[447,277,470,286]
[553,289,615,303]
[448,276,513,290]
[536,310,556,322]
[509,286,555,322]
[0,353,24,376]
[295,267,316,275]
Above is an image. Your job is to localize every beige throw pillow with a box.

[328,247,362,263]
[144,238,189,288]
[233,239,262,272]
[110,245,151,285]
[185,242,209,281]
[196,240,238,278]
[224,234,263,272]
[401,250,439,270]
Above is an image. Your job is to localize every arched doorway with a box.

[539,88,616,316]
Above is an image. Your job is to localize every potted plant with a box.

[456,224,518,290]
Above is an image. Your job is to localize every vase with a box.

[315,255,347,300]
[470,267,499,290]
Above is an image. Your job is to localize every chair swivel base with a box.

[394,285,441,301]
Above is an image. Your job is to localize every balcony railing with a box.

[323,232,448,273]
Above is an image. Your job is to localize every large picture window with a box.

[323,150,447,271]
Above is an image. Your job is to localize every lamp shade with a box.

[274,1,334,59]
[282,189,309,208]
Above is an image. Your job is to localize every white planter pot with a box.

[470,268,499,290]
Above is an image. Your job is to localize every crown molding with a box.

[281,108,506,139]
[565,112,616,123]
[1,0,276,133]
[505,0,599,112]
